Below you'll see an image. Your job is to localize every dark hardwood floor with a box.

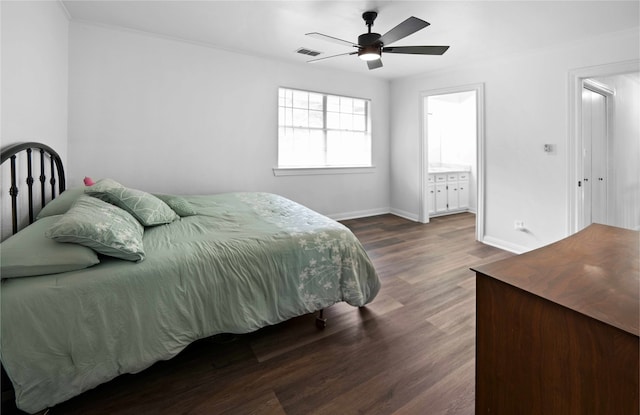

[3,213,513,415]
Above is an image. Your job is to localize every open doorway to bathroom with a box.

[419,83,485,242]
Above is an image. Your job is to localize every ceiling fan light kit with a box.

[305,10,449,70]
[358,45,382,61]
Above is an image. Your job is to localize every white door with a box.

[581,87,608,227]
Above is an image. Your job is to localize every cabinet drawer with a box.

[427,175,435,184]
[435,174,447,183]
[447,173,458,181]
[458,172,469,181]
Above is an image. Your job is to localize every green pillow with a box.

[45,195,145,262]
[153,194,198,217]
[36,187,86,219]
[1,215,100,278]
[86,179,178,226]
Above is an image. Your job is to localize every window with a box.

[278,88,372,169]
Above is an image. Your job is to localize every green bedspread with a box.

[1,193,380,413]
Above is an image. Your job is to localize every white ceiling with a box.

[62,1,640,80]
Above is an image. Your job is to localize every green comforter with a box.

[1,193,380,413]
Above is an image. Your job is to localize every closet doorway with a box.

[581,80,611,227]
[569,60,640,233]
[419,83,485,242]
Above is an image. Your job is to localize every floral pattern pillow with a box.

[153,194,198,217]
[86,179,178,226]
[45,195,145,262]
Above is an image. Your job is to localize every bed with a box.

[0,142,381,414]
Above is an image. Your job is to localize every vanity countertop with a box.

[428,167,470,174]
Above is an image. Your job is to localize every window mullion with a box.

[365,101,369,133]
[323,94,328,166]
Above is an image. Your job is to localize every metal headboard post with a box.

[26,148,34,224]
[8,155,19,234]
[50,153,57,199]
[40,148,46,208]
[1,142,66,235]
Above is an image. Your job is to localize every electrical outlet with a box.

[514,220,525,231]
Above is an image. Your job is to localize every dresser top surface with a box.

[473,224,640,336]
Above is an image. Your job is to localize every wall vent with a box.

[296,47,321,57]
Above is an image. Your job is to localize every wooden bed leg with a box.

[315,309,327,329]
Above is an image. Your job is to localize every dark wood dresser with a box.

[473,224,639,414]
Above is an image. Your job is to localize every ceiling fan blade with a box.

[383,45,449,55]
[379,17,430,46]
[306,32,359,48]
[307,51,357,63]
[367,59,383,70]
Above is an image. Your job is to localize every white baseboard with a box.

[481,235,529,255]
[389,208,419,222]
[429,208,473,218]
[327,207,391,222]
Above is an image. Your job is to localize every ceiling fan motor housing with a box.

[358,32,382,46]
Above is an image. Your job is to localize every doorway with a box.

[581,81,611,227]
[569,60,640,233]
[419,83,485,241]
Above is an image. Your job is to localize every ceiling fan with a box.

[306,11,449,70]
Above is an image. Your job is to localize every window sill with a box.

[273,166,376,176]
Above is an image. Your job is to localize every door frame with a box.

[567,59,639,234]
[419,83,485,242]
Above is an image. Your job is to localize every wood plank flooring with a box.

[3,213,513,415]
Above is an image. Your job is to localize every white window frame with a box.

[274,87,374,176]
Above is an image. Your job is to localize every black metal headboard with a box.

[1,142,66,236]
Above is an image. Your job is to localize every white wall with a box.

[1,1,69,239]
[1,1,69,153]
[68,22,390,219]
[391,28,640,252]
